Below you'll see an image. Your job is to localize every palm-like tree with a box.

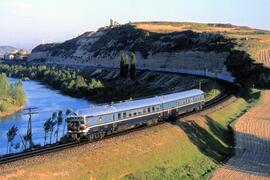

[62,108,73,137]
[6,125,18,153]
[43,113,57,145]
[43,118,51,145]
[49,112,57,144]
[23,131,32,149]
[55,110,63,142]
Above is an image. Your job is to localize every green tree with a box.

[123,54,129,78]
[120,53,129,78]
[63,108,73,137]
[120,54,125,78]
[10,80,26,106]
[54,111,63,142]
[0,73,9,98]
[130,52,137,79]
[89,79,104,89]
[43,118,51,145]
[6,125,18,153]
[48,113,57,144]
[75,75,87,89]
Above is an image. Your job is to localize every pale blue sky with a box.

[0,0,269,49]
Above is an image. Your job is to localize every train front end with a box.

[66,115,87,140]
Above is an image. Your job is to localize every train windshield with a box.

[67,116,85,124]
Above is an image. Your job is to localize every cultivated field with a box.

[212,91,270,179]
[135,22,260,34]
[0,89,261,180]
[256,49,270,67]
[135,22,270,66]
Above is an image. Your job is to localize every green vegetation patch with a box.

[122,89,262,180]
[0,64,164,103]
[0,73,26,116]
[209,89,262,128]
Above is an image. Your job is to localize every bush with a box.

[0,73,26,113]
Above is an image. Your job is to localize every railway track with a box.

[0,92,232,165]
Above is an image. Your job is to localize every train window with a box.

[118,113,121,119]
[99,116,102,121]
[148,107,151,113]
[123,112,127,118]
[152,107,155,112]
[143,108,146,113]
[138,112,142,115]
[134,112,137,116]
[129,113,132,117]
[156,106,160,111]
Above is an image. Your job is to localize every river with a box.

[0,79,92,156]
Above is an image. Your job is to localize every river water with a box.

[0,79,92,156]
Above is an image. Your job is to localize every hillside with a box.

[0,88,261,179]
[29,22,270,87]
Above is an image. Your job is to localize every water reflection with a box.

[0,79,93,155]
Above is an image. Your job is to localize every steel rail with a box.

[0,92,232,165]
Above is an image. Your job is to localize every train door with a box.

[171,109,177,116]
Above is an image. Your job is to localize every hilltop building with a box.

[110,19,120,27]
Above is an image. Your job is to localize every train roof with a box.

[77,89,204,117]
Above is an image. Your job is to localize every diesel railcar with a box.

[67,89,205,140]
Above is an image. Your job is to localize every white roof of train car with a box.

[77,89,204,117]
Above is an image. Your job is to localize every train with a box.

[66,89,205,140]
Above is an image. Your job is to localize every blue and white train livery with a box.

[67,89,205,140]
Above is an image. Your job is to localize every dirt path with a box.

[212,91,270,180]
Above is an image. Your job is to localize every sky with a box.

[0,0,270,49]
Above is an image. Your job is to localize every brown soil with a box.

[212,91,270,179]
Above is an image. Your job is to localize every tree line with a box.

[0,53,140,103]
[0,65,104,99]
[6,109,74,154]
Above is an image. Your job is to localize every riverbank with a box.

[0,64,223,103]
[0,74,26,118]
[0,104,24,118]
[0,79,91,156]
[0,89,262,179]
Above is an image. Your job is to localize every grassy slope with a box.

[1,89,261,180]
[123,89,262,180]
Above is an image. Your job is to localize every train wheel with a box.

[107,130,112,136]
[87,134,94,141]
[94,133,100,139]
[99,131,105,139]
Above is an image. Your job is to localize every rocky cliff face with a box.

[29,24,235,81]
